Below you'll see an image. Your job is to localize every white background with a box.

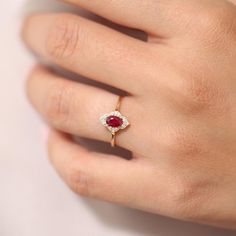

[0,0,235,235]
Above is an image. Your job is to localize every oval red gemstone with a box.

[106,116,123,128]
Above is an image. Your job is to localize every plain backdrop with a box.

[0,0,236,235]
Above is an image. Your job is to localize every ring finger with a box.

[27,66,140,150]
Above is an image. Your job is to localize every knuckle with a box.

[46,14,81,60]
[66,165,91,197]
[170,181,196,207]
[197,6,236,41]
[168,178,214,220]
[181,76,220,111]
[164,125,202,156]
[172,68,225,112]
[45,80,73,128]
[169,183,196,218]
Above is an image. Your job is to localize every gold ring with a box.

[99,96,130,147]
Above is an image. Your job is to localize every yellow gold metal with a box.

[111,134,116,147]
[111,96,122,147]
[115,96,122,111]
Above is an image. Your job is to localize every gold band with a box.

[115,96,122,111]
[111,96,122,147]
[111,134,116,147]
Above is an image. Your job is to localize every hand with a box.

[22,0,236,229]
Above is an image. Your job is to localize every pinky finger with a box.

[47,130,153,207]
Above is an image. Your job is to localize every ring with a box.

[99,96,130,147]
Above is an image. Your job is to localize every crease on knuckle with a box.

[168,178,215,220]
[66,165,91,197]
[46,15,81,60]
[46,81,73,129]
[183,77,220,111]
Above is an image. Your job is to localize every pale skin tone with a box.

[22,0,236,230]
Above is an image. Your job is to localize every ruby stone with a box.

[106,116,123,128]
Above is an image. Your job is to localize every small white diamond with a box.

[107,126,120,134]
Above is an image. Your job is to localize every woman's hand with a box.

[22,0,236,229]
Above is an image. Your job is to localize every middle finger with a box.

[23,13,154,94]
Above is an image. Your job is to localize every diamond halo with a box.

[99,111,129,134]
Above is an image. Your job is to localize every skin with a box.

[22,0,236,230]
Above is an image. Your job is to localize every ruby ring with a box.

[99,96,129,147]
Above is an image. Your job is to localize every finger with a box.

[23,13,153,93]
[62,0,163,35]
[62,0,181,37]
[48,130,155,208]
[60,0,216,37]
[228,0,236,5]
[27,66,139,150]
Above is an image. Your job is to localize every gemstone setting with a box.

[99,111,129,134]
[106,115,123,128]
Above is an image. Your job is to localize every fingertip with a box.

[21,13,42,43]
[21,13,56,54]
[25,64,48,104]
